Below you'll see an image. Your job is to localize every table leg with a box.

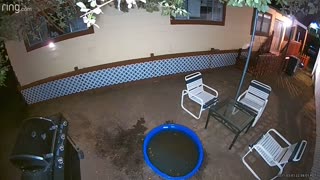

[229,133,240,150]
[245,124,251,133]
[205,113,211,129]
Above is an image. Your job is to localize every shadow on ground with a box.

[95,118,147,179]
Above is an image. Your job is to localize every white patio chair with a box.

[181,72,218,119]
[237,80,271,127]
[242,129,307,180]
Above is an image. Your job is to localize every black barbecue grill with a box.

[10,114,83,180]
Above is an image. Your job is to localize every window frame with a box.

[251,10,272,37]
[24,26,94,52]
[170,1,226,26]
[24,2,94,52]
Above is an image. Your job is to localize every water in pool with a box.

[147,131,199,177]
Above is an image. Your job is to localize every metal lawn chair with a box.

[237,80,271,127]
[181,72,218,119]
[242,129,307,180]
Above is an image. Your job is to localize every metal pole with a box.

[235,9,259,99]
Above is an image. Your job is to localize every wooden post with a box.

[292,26,297,41]
[302,30,308,53]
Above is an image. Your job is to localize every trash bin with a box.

[285,55,303,76]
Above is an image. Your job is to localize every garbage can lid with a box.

[289,55,301,60]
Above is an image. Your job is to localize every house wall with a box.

[5,6,291,87]
[6,6,254,86]
[252,8,291,51]
[315,55,319,121]
[311,50,320,178]
[20,52,238,104]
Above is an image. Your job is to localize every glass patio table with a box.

[205,99,257,150]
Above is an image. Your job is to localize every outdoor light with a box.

[242,43,250,49]
[284,19,293,27]
[310,22,319,30]
[48,42,55,48]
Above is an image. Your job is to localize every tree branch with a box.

[31,0,65,33]
[80,0,115,18]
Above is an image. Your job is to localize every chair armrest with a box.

[182,89,188,96]
[263,99,268,106]
[292,140,307,162]
[267,129,291,146]
[203,84,219,97]
[237,90,248,102]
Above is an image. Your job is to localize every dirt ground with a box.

[0,66,316,180]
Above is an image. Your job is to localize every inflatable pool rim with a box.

[143,123,204,179]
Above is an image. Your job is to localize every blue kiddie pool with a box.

[143,124,204,179]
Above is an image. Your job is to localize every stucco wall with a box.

[6,6,255,86]
[313,51,319,123]
[316,56,319,120]
[6,6,289,87]
[311,50,320,179]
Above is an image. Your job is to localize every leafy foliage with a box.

[77,0,114,28]
[220,0,272,12]
[0,0,80,41]
[1,0,320,40]
[0,41,9,87]
[137,0,160,12]
[219,0,320,16]
[2,0,320,40]
[277,0,320,16]
[77,0,188,27]
[159,0,188,17]
[113,0,186,15]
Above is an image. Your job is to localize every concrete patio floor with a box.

[0,66,316,180]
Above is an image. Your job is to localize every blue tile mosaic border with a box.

[22,53,237,104]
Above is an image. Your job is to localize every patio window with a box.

[251,11,272,36]
[24,7,93,52]
[171,0,226,26]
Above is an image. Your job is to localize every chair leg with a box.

[251,114,260,127]
[251,108,264,127]
[205,111,210,129]
[242,149,285,180]
[229,133,240,150]
[270,164,284,180]
[197,108,203,119]
[245,123,252,133]
[231,107,239,115]
[181,93,202,119]
[242,149,262,180]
